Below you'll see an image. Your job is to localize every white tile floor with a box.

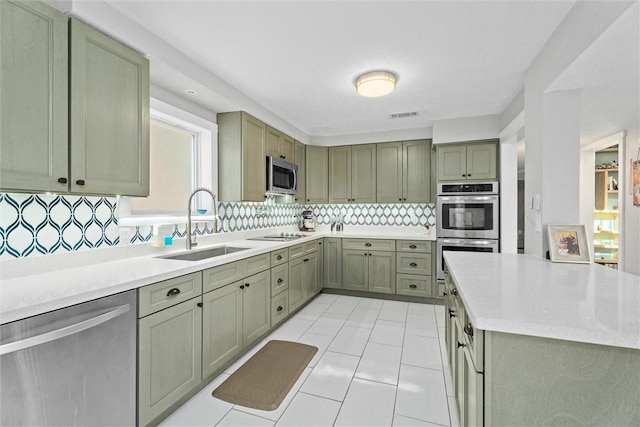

[160,294,460,427]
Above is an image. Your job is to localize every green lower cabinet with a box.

[343,249,395,294]
[288,257,305,312]
[242,270,271,346]
[323,238,342,289]
[138,297,202,426]
[202,282,243,379]
[368,252,395,294]
[342,250,368,291]
[302,252,319,300]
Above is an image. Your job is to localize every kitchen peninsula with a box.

[443,252,640,426]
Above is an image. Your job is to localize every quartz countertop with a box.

[444,252,640,350]
[0,226,434,324]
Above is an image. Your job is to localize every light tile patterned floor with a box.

[160,294,459,427]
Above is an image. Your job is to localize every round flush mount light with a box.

[185,89,198,95]
[355,70,397,97]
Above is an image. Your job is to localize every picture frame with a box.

[546,224,592,263]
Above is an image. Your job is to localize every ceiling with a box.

[104,0,576,138]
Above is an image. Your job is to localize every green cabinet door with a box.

[305,145,329,204]
[202,282,243,379]
[265,126,281,159]
[324,238,343,289]
[437,145,467,181]
[1,0,68,193]
[329,146,352,203]
[376,142,403,203]
[294,141,306,204]
[466,143,497,180]
[241,113,267,201]
[368,251,396,294]
[281,134,295,162]
[242,270,271,346]
[342,249,368,291]
[403,140,431,202]
[302,252,318,300]
[138,297,202,426]
[317,240,324,291]
[351,144,377,203]
[70,18,149,196]
[288,257,305,311]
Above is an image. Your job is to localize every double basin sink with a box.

[158,246,249,262]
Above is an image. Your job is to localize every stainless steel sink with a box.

[158,246,249,261]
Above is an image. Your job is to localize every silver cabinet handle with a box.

[0,304,130,356]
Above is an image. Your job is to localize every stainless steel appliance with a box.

[248,233,307,242]
[436,182,499,280]
[267,156,298,195]
[0,290,136,427]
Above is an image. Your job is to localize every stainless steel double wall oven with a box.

[436,182,500,280]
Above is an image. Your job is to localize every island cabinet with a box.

[218,111,266,202]
[138,272,203,427]
[376,140,431,203]
[342,239,396,294]
[329,144,377,204]
[437,141,497,182]
[288,242,319,312]
[266,125,295,162]
[444,255,640,426]
[201,254,271,379]
[1,3,150,196]
[305,145,329,204]
[294,141,306,204]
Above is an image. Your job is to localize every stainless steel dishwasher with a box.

[1,290,137,426]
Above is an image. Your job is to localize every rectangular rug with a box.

[212,340,318,411]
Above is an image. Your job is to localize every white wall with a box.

[310,127,433,146]
[432,114,502,145]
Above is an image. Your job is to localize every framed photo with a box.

[547,224,592,263]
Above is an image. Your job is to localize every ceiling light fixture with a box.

[355,70,397,97]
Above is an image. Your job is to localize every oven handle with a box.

[439,239,498,246]
[438,195,498,202]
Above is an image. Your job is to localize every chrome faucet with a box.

[186,187,218,250]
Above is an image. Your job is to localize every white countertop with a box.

[444,252,640,350]
[0,226,435,324]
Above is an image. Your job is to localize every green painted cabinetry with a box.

[437,141,497,181]
[377,140,432,203]
[218,112,267,202]
[294,141,306,204]
[288,242,319,312]
[323,238,342,289]
[1,5,149,196]
[305,145,329,204]
[266,125,295,162]
[342,239,396,294]
[329,144,376,204]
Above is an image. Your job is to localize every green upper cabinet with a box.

[1,0,68,193]
[294,141,306,204]
[218,112,266,202]
[70,18,150,196]
[437,141,498,181]
[377,140,431,203]
[266,126,294,162]
[305,145,329,204]
[329,144,376,204]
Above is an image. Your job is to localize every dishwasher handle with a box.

[0,304,130,356]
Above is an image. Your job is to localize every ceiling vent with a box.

[389,111,418,119]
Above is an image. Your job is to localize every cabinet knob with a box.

[197,302,203,308]
[467,174,471,177]
[449,309,456,318]
[303,258,309,262]
[166,288,181,297]
[399,198,402,201]
[409,284,417,289]
[277,255,283,260]
[409,245,417,249]
[462,174,466,177]
[464,323,474,337]
[457,341,466,348]
[403,198,407,201]
[239,285,245,289]
[451,288,458,296]
[57,177,68,184]
[277,306,283,312]
[76,179,85,186]
[443,291,449,296]
[245,283,250,288]
[409,262,418,267]
[307,199,310,202]
[365,243,372,247]
[277,278,284,284]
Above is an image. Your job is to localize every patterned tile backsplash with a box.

[0,192,435,259]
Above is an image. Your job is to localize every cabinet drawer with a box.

[271,264,289,296]
[270,292,289,327]
[342,238,395,251]
[396,252,431,275]
[271,248,289,266]
[397,240,431,253]
[245,253,271,276]
[289,241,318,259]
[138,272,202,317]
[396,273,430,298]
[203,260,243,293]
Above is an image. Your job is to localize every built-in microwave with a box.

[267,156,298,195]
